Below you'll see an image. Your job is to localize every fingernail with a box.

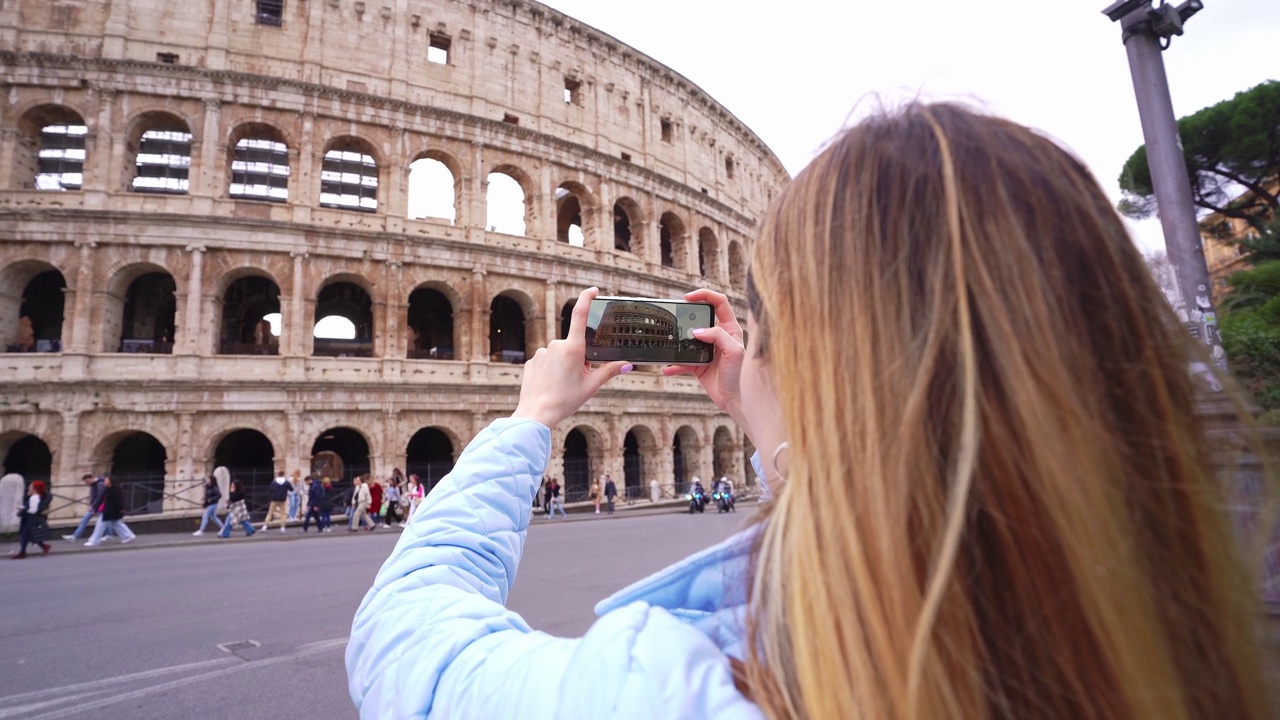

[691,328,706,335]
[620,364,634,374]
[588,286,598,292]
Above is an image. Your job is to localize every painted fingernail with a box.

[691,328,707,335]
[620,364,634,374]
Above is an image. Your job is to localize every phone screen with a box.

[585,297,714,364]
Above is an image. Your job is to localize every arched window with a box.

[613,203,633,252]
[486,171,527,236]
[314,281,374,357]
[129,113,192,194]
[659,212,686,269]
[219,275,281,355]
[107,431,167,515]
[557,187,585,246]
[321,137,379,212]
[20,106,87,191]
[1,433,52,482]
[406,428,455,493]
[311,428,371,486]
[407,157,457,222]
[698,227,720,279]
[213,429,276,511]
[729,241,746,290]
[407,287,455,359]
[229,125,289,202]
[489,295,527,363]
[5,267,66,353]
[118,272,177,353]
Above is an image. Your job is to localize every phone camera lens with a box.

[688,313,697,320]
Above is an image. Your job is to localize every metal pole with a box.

[1118,5,1226,379]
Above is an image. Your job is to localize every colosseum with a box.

[0,0,790,519]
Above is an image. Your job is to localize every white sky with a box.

[541,0,1279,255]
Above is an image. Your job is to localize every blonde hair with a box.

[743,104,1271,719]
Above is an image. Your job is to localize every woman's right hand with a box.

[664,289,751,436]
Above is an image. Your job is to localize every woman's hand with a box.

[512,287,632,428]
[663,288,751,436]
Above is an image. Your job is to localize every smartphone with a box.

[585,296,715,364]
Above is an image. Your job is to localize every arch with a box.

[320,135,380,212]
[126,110,192,195]
[311,427,371,486]
[3,263,66,353]
[556,181,596,247]
[562,425,604,502]
[16,104,87,191]
[485,165,532,236]
[314,278,375,357]
[559,300,574,340]
[105,265,177,353]
[227,122,290,202]
[623,425,658,500]
[406,427,456,494]
[213,429,276,511]
[0,432,53,482]
[659,211,687,269]
[407,152,458,223]
[219,272,281,355]
[698,227,721,280]
[672,424,701,494]
[728,240,746,291]
[613,196,644,254]
[407,284,457,359]
[489,289,537,363]
[103,431,167,516]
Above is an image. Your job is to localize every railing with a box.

[5,339,61,353]
[119,339,174,354]
[46,474,205,518]
[406,347,455,360]
[313,339,373,358]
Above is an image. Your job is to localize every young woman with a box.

[383,479,401,528]
[193,475,223,536]
[85,477,136,547]
[406,474,423,516]
[217,479,256,538]
[11,480,52,558]
[591,476,602,514]
[346,105,1273,719]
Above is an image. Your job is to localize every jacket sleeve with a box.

[346,417,761,720]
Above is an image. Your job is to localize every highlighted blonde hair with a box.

[744,104,1271,719]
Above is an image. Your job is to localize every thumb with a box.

[589,361,633,391]
[690,326,740,355]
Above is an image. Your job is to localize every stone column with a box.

[698,417,716,485]
[179,245,205,355]
[544,280,558,344]
[606,412,624,485]
[66,240,97,354]
[0,127,20,190]
[465,141,485,236]
[377,259,402,359]
[83,88,115,206]
[384,127,409,219]
[469,269,487,362]
[196,98,222,200]
[174,412,198,513]
[287,251,309,357]
[55,411,84,517]
[294,112,316,207]
[657,416,675,499]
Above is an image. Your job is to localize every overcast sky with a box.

[541,0,1278,255]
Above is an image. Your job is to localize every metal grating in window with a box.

[133,128,192,194]
[230,137,289,202]
[35,124,86,191]
[320,149,378,212]
[256,0,283,26]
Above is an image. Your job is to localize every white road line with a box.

[0,692,106,720]
[17,638,351,720]
[0,656,239,705]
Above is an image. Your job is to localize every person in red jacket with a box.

[367,478,383,532]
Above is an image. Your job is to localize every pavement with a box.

[0,505,750,720]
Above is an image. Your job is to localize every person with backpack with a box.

[63,474,111,542]
[262,472,293,533]
[84,477,136,547]
[193,475,223,536]
[303,476,327,533]
[217,479,256,539]
[11,480,52,559]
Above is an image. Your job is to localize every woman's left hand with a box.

[512,287,631,428]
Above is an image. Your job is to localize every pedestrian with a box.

[349,475,373,532]
[546,478,566,519]
[368,478,384,529]
[217,479,256,538]
[286,469,301,521]
[384,479,401,528]
[303,475,326,533]
[319,476,335,532]
[63,473,110,542]
[84,476,136,546]
[407,474,423,516]
[347,106,1276,719]
[295,470,309,522]
[11,480,52,559]
[591,476,602,514]
[603,474,617,515]
[192,475,224,536]
[262,471,292,533]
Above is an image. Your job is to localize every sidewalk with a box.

[4,496,746,557]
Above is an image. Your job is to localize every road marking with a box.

[214,639,261,654]
[0,656,239,705]
[14,638,350,720]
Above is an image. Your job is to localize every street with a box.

[0,510,749,720]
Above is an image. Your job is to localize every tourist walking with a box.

[384,479,402,528]
[63,474,109,542]
[349,108,1280,718]
[262,472,292,532]
[603,475,617,515]
[11,480,52,559]
[368,478,384,529]
[217,479,256,538]
[84,477,136,546]
[294,470,309,522]
[286,469,302,521]
[349,476,373,531]
[406,474,424,516]
[591,476,602,514]
[319,477,334,532]
[303,476,326,533]
[193,475,223,536]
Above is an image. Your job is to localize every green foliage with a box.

[1221,262,1280,413]
[1118,80,1280,231]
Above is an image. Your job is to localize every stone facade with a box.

[0,0,787,518]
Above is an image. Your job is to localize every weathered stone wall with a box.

[0,0,783,518]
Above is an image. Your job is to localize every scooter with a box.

[686,489,706,513]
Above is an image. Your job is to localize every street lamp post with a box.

[1103,0,1226,382]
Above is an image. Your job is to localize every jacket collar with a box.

[595,525,757,659]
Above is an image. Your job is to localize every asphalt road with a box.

[0,509,750,720]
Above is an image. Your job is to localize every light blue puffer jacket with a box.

[346,417,763,719]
